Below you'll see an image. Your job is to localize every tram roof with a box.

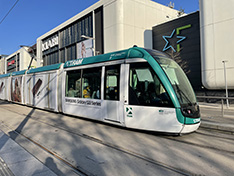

[11,70,27,76]
[27,63,62,74]
[63,47,147,69]
[0,73,11,78]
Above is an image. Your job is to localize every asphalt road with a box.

[0,101,234,176]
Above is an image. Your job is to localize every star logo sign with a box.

[162,24,191,52]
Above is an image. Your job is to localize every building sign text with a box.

[42,36,59,51]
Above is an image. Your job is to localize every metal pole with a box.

[92,11,96,56]
[221,99,224,118]
[27,56,34,70]
[222,60,229,108]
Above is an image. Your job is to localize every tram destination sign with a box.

[65,97,101,106]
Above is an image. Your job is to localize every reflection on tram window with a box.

[66,67,101,99]
[66,70,81,98]
[129,63,173,107]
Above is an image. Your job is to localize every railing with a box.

[196,96,234,117]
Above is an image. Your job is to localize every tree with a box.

[166,48,191,74]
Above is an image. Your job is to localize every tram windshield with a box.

[145,49,197,106]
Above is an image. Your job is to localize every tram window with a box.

[129,63,173,107]
[66,70,81,97]
[66,67,102,99]
[81,67,102,99]
[104,65,120,101]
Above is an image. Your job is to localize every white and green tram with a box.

[0,47,200,134]
[62,47,200,134]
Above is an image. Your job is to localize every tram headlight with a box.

[181,104,200,118]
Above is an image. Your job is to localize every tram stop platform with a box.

[0,130,56,176]
[199,102,234,133]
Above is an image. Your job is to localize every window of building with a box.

[60,49,65,63]
[66,44,76,61]
[104,65,120,101]
[47,52,59,65]
[95,6,104,55]
[60,13,93,49]
[129,63,173,107]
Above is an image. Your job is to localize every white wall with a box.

[200,0,234,89]
[20,47,37,70]
[0,57,6,74]
[103,0,179,52]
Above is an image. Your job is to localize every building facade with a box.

[152,12,201,91]
[5,47,37,73]
[200,0,234,90]
[37,0,180,67]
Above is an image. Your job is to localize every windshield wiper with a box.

[174,81,193,106]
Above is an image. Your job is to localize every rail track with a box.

[1,101,234,175]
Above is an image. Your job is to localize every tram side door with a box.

[103,64,124,123]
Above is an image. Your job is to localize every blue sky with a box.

[0,0,199,55]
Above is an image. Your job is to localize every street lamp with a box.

[222,60,229,108]
[81,35,94,40]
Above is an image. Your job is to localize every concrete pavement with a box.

[199,102,234,133]
[0,130,57,176]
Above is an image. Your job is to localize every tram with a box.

[0,47,200,134]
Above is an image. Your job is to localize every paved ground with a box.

[0,99,234,176]
[0,131,57,176]
[199,102,234,133]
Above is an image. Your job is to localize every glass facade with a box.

[42,8,104,66]
[59,14,93,48]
